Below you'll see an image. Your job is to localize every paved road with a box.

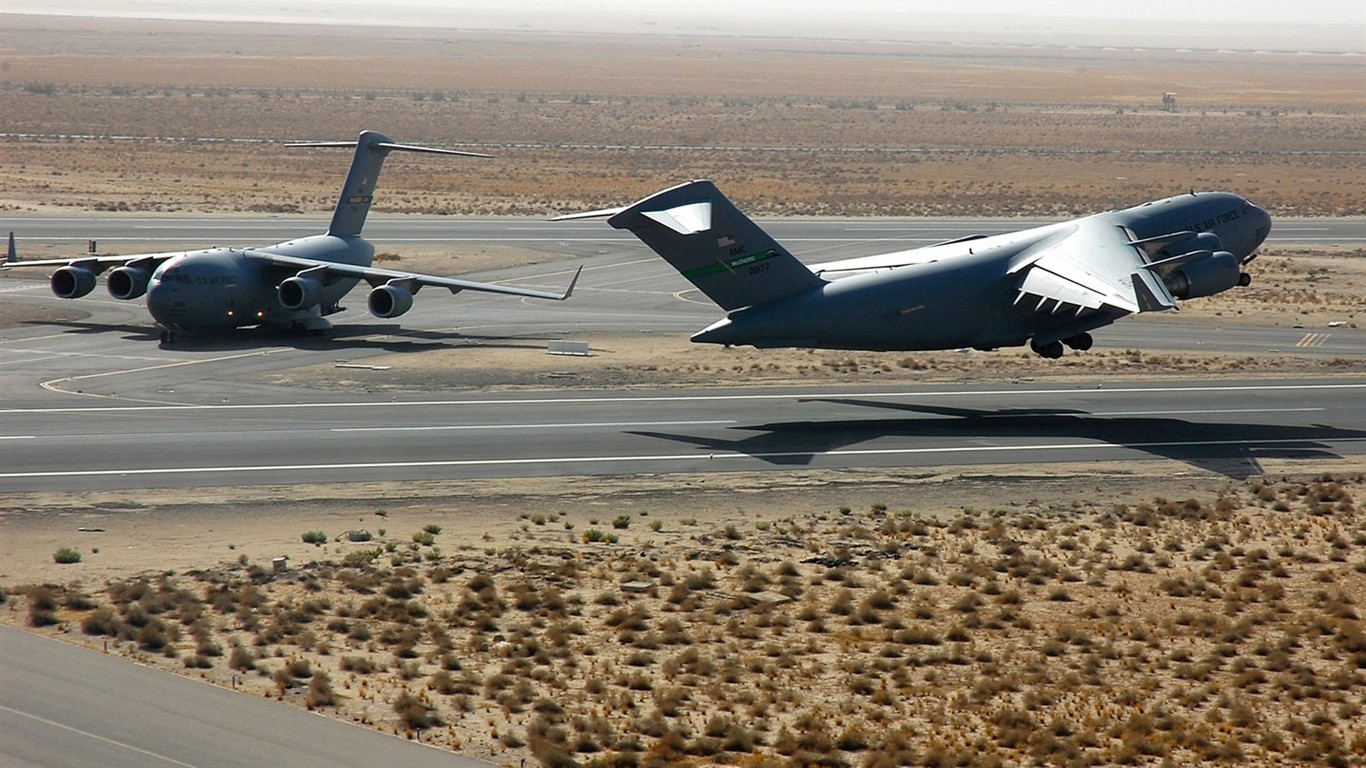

[3,379,1364,491]
[2,217,1364,492]
[0,625,486,768]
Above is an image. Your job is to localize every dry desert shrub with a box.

[7,474,1366,766]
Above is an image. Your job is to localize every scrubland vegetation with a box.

[1,17,1362,219]
[8,475,1365,766]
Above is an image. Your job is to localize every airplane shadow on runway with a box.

[25,319,557,354]
[630,398,1366,479]
[23,319,163,341]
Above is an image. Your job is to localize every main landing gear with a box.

[1030,332,1092,358]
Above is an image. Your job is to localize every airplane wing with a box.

[2,250,172,273]
[247,250,580,301]
[3,240,579,301]
[1006,218,1172,318]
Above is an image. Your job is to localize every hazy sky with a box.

[7,0,1365,39]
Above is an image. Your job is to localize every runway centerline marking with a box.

[0,704,198,768]
[4,381,1364,415]
[331,419,734,433]
[3,437,1363,481]
[1077,407,1324,418]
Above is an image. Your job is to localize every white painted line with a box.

[0,704,198,768]
[3,437,1363,481]
[1078,407,1325,418]
[2,382,1364,415]
[330,419,733,433]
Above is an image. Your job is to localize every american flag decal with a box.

[717,236,736,248]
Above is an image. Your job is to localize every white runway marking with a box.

[0,704,198,768]
[330,419,734,433]
[3,382,1364,415]
[3,437,1364,482]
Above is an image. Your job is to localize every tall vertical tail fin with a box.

[287,130,490,238]
[597,180,824,311]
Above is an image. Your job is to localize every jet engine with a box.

[51,265,97,299]
[278,275,324,310]
[368,283,414,318]
[1164,251,1242,300]
[107,266,151,300]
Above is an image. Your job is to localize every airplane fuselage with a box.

[692,192,1270,352]
[146,235,370,334]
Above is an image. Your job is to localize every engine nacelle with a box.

[278,275,324,310]
[107,266,150,300]
[1165,251,1241,300]
[368,283,414,318]
[51,266,97,299]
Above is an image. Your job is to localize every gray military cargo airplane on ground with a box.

[561,180,1269,358]
[3,130,578,344]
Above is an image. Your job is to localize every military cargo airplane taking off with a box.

[561,180,1269,357]
[4,130,578,344]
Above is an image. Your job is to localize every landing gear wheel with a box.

[1063,332,1093,351]
[159,329,177,345]
[1031,339,1065,359]
[1238,272,1252,287]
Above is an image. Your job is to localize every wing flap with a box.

[1011,219,1152,316]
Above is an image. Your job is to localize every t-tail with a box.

[288,130,490,238]
[567,180,825,311]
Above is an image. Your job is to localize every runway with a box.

[0,626,487,768]
[3,380,1366,492]
[3,216,1365,495]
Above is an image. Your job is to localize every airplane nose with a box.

[146,279,187,330]
[1251,205,1271,249]
[1238,199,1271,256]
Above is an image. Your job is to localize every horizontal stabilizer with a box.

[285,139,492,159]
[602,180,825,311]
[553,206,627,221]
[643,202,713,235]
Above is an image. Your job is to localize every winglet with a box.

[559,265,583,300]
[1132,268,1177,312]
[4,231,13,266]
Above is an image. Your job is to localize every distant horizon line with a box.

[4,6,1362,54]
